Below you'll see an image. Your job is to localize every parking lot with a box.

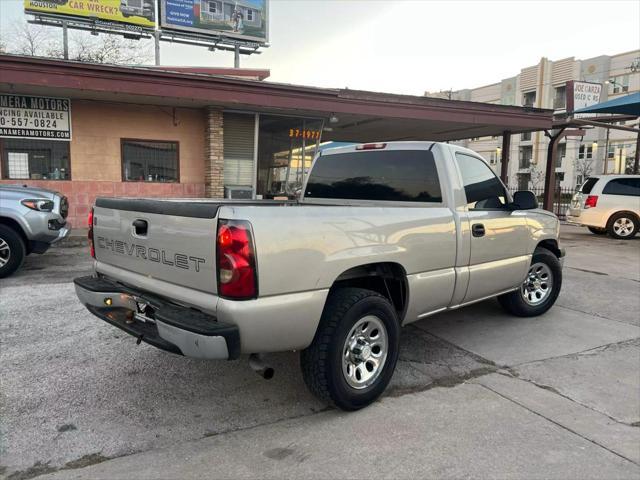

[1,224,639,479]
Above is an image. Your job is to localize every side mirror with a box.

[510,190,538,210]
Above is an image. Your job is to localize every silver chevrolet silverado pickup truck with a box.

[0,184,70,278]
[75,142,564,410]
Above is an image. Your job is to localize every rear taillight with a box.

[584,195,598,209]
[216,220,257,299]
[88,208,95,258]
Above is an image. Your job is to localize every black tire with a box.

[300,288,400,411]
[606,212,639,240]
[588,226,607,235]
[498,247,562,317]
[0,225,26,279]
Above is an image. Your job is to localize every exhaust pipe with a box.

[249,354,274,380]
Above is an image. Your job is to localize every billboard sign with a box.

[161,0,268,43]
[0,94,72,141]
[24,0,155,30]
[566,80,603,114]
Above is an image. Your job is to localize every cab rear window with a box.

[305,150,442,202]
[580,177,599,194]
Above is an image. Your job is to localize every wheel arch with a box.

[607,210,640,227]
[536,238,561,258]
[0,216,29,251]
[330,262,408,323]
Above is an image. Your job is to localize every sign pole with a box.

[62,20,69,60]
[154,31,161,66]
[234,45,240,68]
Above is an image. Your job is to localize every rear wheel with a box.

[300,288,400,411]
[498,247,562,317]
[607,212,638,239]
[0,225,26,279]
[587,226,607,235]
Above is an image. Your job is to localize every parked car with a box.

[74,142,564,410]
[567,175,640,239]
[0,184,71,278]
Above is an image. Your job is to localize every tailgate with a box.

[93,198,220,294]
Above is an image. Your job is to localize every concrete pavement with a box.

[1,224,639,479]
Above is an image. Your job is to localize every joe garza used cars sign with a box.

[0,94,72,141]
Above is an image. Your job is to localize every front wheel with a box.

[498,247,562,317]
[0,225,26,279]
[301,288,400,411]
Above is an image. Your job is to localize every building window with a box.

[122,139,178,182]
[521,131,531,141]
[519,145,533,169]
[553,86,566,109]
[575,174,583,188]
[1,139,70,180]
[257,115,322,199]
[518,173,530,190]
[207,1,218,14]
[556,143,566,169]
[522,91,536,107]
[246,8,254,21]
[578,145,593,160]
[489,152,497,165]
[608,74,629,95]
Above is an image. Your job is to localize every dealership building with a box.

[0,54,552,227]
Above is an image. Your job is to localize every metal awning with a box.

[0,54,553,143]
[574,92,640,116]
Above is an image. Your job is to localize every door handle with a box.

[472,223,485,237]
[132,219,148,237]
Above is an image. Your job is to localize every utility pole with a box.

[603,127,610,174]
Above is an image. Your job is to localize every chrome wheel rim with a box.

[0,238,10,268]
[342,315,388,390]
[613,217,634,237]
[521,262,553,306]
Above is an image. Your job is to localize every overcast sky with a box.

[1,0,639,95]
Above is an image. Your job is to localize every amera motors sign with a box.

[0,94,72,141]
[566,81,603,113]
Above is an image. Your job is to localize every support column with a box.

[204,107,224,198]
[543,128,565,212]
[500,131,511,184]
[634,131,639,174]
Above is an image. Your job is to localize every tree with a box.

[3,20,152,65]
[10,22,57,57]
[573,154,594,185]
[529,162,545,190]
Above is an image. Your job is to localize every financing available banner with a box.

[161,0,268,43]
[0,94,72,141]
[24,0,156,29]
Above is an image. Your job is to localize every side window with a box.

[580,177,599,194]
[602,178,640,196]
[455,153,507,209]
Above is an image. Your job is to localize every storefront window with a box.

[256,115,322,198]
[122,139,178,182]
[1,139,70,180]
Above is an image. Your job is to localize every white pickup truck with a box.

[75,142,564,410]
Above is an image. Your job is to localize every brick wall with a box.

[0,180,205,229]
[204,107,225,198]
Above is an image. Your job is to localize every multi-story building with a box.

[426,50,640,190]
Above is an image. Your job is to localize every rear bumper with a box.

[74,275,240,360]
